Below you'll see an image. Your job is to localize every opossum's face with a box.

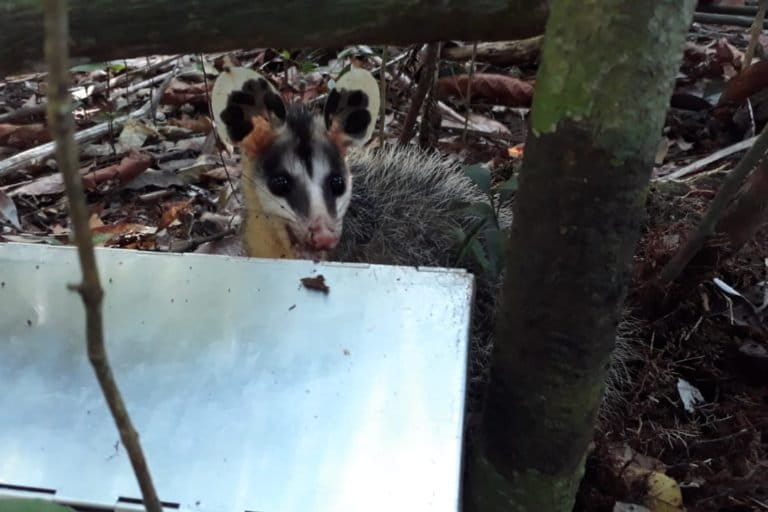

[247,107,354,260]
[218,75,375,260]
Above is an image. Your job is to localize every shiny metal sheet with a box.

[0,243,473,512]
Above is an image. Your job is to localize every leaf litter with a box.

[1,18,768,511]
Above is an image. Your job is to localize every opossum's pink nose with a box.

[308,225,338,250]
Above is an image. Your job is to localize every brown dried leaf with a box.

[718,60,768,106]
[92,223,157,246]
[81,151,153,190]
[158,199,194,229]
[9,173,66,196]
[437,73,534,107]
[88,213,104,229]
[168,116,213,134]
[161,80,211,106]
[0,123,51,149]
[94,224,156,235]
[714,37,744,72]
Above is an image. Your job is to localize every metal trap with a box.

[0,243,474,512]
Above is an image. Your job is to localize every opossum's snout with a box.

[307,220,339,251]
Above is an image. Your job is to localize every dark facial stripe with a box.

[260,141,310,218]
[321,142,346,217]
[285,104,315,177]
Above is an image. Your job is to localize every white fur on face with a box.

[244,126,352,257]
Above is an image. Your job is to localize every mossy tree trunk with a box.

[464,2,696,511]
[0,0,548,76]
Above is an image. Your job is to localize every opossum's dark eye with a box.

[268,173,292,196]
[328,174,346,196]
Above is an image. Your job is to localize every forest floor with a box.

[1,12,767,512]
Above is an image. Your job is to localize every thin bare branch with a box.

[744,0,768,68]
[659,121,768,285]
[399,42,440,145]
[43,1,162,511]
[378,45,388,141]
[657,135,758,182]
[462,42,478,145]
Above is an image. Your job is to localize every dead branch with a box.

[442,36,543,67]
[399,42,440,145]
[0,101,150,178]
[693,12,768,28]
[658,135,757,181]
[659,121,768,285]
[462,42,478,145]
[744,0,768,67]
[1,0,549,76]
[43,1,162,511]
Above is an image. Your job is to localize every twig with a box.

[0,101,150,178]
[43,2,163,512]
[378,45,388,141]
[418,45,441,150]
[696,4,759,17]
[175,227,237,253]
[149,65,179,123]
[398,42,440,145]
[744,0,768,68]
[462,42,478,145]
[657,135,758,182]
[659,120,768,285]
[693,12,768,29]
[0,65,179,179]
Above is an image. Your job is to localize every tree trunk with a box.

[0,0,549,76]
[464,2,696,511]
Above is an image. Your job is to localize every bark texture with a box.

[464,2,696,511]
[0,0,548,76]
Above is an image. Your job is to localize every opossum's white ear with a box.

[211,66,286,151]
[324,67,380,147]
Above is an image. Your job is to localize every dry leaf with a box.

[0,123,51,149]
[81,151,153,190]
[718,60,768,105]
[161,80,211,106]
[9,173,65,196]
[117,119,157,149]
[158,199,194,229]
[168,116,213,134]
[714,37,744,72]
[88,212,104,229]
[437,73,534,107]
[0,189,21,229]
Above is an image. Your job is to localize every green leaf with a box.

[278,50,291,60]
[499,175,519,202]
[448,225,467,245]
[500,175,518,192]
[456,217,488,264]
[462,164,491,194]
[298,61,319,73]
[483,227,508,277]
[91,232,113,247]
[70,62,109,72]
[0,498,75,512]
[468,238,492,274]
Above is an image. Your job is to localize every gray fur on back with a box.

[331,145,512,406]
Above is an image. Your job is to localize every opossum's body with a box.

[337,146,510,400]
